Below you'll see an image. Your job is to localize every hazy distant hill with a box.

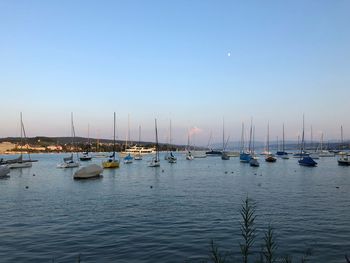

[0,136,190,151]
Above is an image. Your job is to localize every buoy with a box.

[225,171,228,174]
[25,186,29,189]
[33,174,35,176]
[162,169,164,173]
[336,186,339,189]
[150,185,153,189]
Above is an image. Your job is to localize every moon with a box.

[227,52,231,57]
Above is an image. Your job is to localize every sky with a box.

[0,0,349,146]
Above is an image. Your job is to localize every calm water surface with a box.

[0,153,349,262]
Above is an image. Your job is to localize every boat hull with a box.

[102,160,120,168]
[57,162,80,168]
[265,155,277,162]
[8,162,32,169]
[298,156,317,167]
[240,153,251,163]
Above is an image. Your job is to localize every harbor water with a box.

[0,153,349,262]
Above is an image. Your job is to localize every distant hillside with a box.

[0,136,191,152]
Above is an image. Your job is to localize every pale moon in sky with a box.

[227,52,231,57]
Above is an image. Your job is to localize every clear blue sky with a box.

[1,0,349,145]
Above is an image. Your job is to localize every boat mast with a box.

[126,113,130,150]
[113,112,116,160]
[240,122,244,153]
[252,126,255,154]
[282,123,285,152]
[71,112,77,160]
[300,115,305,157]
[155,119,159,161]
[340,125,343,151]
[138,125,141,146]
[310,125,313,151]
[20,112,23,158]
[222,117,225,151]
[248,118,252,153]
[170,119,172,152]
[267,122,270,154]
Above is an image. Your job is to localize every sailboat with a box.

[337,126,350,166]
[240,122,252,163]
[221,118,230,160]
[249,126,260,167]
[308,126,319,159]
[124,153,133,164]
[186,131,194,160]
[206,131,222,156]
[134,125,143,160]
[57,113,80,168]
[167,120,177,163]
[148,119,160,167]
[7,113,34,169]
[318,133,334,157]
[276,124,289,159]
[123,114,133,164]
[80,124,92,161]
[265,122,277,163]
[102,112,120,168]
[298,116,317,167]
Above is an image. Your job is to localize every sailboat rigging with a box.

[103,112,120,168]
[80,124,92,161]
[134,125,143,160]
[7,112,35,169]
[337,125,350,166]
[57,113,80,168]
[298,115,317,167]
[149,119,160,167]
[265,122,277,163]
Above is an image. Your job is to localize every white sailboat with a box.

[148,119,160,167]
[249,126,260,167]
[7,113,33,169]
[134,125,143,160]
[318,133,334,157]
[57,113,80,168]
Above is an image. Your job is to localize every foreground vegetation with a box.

[207,196,349,263]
